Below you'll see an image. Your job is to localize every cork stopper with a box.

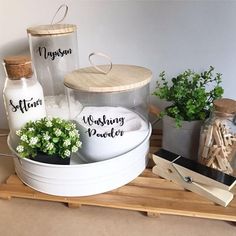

[3,56,33,80]
[213,98,236,114]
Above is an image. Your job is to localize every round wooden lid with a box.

[64,65,152,92]
[213,98,236,114]
[27,24,77,36]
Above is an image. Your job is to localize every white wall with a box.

[1,0,236,128]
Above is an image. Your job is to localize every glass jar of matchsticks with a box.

[198,98,236,176]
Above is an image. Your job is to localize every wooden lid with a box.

[64,64,152,92]
[3,55,32,79]
[27,24,77,36]
[213,98,236,114]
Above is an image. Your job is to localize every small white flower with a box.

[65,123,73,131]
[46,142,54,151]
[63,139,71,147]
[20,134,28,142]
[76,140,82,148]
[43,133,50,141]
[55,129,62,137]
[75,130,80,137]
[28,127,34,132]
[69,130,76,138]
[64,150,71,157]
[71,129,80,137]
[56,118,62,124]
[45,120,52,127]
[71,146,78,153]
[29,137,38,146]
[16,130,22,136]
[71,123,76,129]
[16,145,24,153]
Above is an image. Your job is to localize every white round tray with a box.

[7,124,151,197]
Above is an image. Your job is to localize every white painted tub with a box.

[7,124,151,197]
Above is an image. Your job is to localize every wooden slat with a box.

[139,168,155,177]
[6,175,24,185]
[149,146,159,154]
[110,185,216,205]
[150,140,162,147]
[129,176,185,191]
[0,178,235,221]
[151,129,162,135]
[150,134,162,141]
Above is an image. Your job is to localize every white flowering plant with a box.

[16,117,82,159]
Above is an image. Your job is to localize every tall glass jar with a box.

[198,98,236,176]
[2,56,46,147]
[27,24,79,119]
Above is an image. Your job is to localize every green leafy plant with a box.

[16,117,82,159]
[153,66,224,127]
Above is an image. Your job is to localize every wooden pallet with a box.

[0,130,236,221]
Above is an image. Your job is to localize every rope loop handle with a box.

[51,4,68,25]
[88,52,112,74]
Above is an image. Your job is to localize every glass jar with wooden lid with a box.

[198,98,236,176]
[64,61,152,163]
[27,24,78,119]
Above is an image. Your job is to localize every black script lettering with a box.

[86,128,96,137]
[9,100,19,112]
[82,114,125,127]
[37,46,47,59]
[9,98,43,114]
[83,115,94,126]
[37,46,72,60]
[118,117,125,126]
[86,128,124,138]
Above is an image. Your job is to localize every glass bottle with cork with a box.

[198,98,236,176]
[3,56,46,147]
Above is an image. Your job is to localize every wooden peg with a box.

[213,125,223,146]
[205,125,213,146]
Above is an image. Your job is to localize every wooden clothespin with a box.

[152,149,236,207]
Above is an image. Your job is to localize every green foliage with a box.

[153,66,224,127]
[16,117,82,159]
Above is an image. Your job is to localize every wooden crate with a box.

[0,129,236,221]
